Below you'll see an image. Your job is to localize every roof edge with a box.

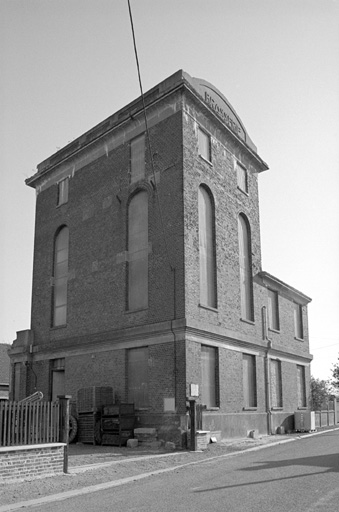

[26,69,268,188]
[256,271,312,305]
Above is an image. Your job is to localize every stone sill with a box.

[240,318,255,326]
[199,154,213,167]
[199,303,218,313]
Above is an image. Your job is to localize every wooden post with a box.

[58,395,71,473]
[189,399,197,451]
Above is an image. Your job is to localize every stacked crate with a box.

[77,387,114,444]
[101,403,135,446]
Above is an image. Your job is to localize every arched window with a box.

[198,186,217,308]
[52,226,69,326]
[128,191,148,310]
[238,214,254,321]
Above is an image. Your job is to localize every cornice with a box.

[26,70,268,189]
[255,271,312,305]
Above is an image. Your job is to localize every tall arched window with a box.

[198,185,217,308]
[128,191,148,310]
[238,214,254,321]
[52,226,69,327]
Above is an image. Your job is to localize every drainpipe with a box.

[262,306,272,435]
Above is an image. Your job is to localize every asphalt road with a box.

[18,430,339,511]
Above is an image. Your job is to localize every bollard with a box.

[58,395,72,473]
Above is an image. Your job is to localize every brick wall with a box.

[0,443,65,483]
[30,103,185,349]
[182,95,265,341]
[11,75,312,440]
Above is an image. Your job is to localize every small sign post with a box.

[58,395,71,473]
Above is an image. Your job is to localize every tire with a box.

[69,415,78,443]
[94,420,102,445]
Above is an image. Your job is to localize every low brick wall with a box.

[0,443,66,483]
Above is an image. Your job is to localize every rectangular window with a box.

[270,359,282,408]
[238,215,254,322]
[297,365,306,407]
[127,191,148,311]
[294,303,304,339]
[14,363,21,402]
[51,359,65,402]
[57,178,69,206]
[201,345,218,408]
[268,289,280,331]
[243,354,257,408]
[128,347,149,409]
[236,162,248,193]
[198,128,211,162]
[130,134,145,184]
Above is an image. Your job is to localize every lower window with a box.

[297,365,306,407]
[270,359,282,407]
[128,347,149,408]
[201,345,218,408]
[243,353,257,408]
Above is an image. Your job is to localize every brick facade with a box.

[0,444,65,483]
[9,70,312,444]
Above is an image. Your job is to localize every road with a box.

[23,430,339,511]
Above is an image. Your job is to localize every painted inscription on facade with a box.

[204,91,242,137]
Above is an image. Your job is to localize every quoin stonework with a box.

[9,70,312,445]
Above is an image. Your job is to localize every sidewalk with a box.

[1,427,338,511]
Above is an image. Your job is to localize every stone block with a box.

[248,429,260,439]
[165,441,176,451]
[126,438,138,448]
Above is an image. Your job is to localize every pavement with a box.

[1,426,338,511]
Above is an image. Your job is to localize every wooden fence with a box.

[313,399,338,429]
[0,401,60,447]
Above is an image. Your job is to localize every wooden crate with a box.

[78,412,101,444]
[100,403,135,446]
[77,387,114,413]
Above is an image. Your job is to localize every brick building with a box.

[0,344,10,399]
[9,70,312,444]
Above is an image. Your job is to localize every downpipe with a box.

[262,306,273,435]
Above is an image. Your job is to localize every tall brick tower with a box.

[9,71,312,444]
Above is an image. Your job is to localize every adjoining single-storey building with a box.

[9,70,312,445]
[0,344,10,400]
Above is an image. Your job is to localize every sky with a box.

[1,0,339,381]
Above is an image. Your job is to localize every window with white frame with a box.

[198,128,211,162]
[297,365,306,407]
[128,347,149,409]
[238,214,254,322]
[268,289,280,331]
[201,345,218,408]
[243,353,257,408]
[14,363,21,401]
[52,226,69,327]
[293,303,304,339]
[51,358,65,402]
[270,359,282,408]
[198,185,217,309]
[127,191,148,311]
[130,134,145,184]
[236,162,248,193]
[57,178,69,206]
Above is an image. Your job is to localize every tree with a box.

[310,376,333,410]
[331,356,339,391]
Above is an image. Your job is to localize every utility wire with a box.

[312,343,339,351]
[127,0,174,272]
